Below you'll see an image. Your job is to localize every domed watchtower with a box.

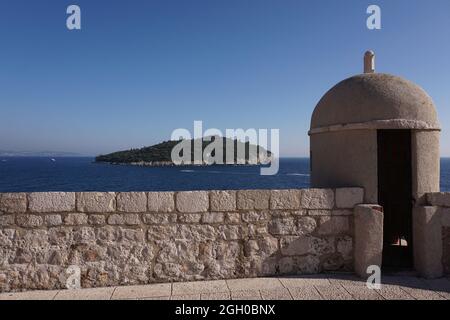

[309,51,441,269]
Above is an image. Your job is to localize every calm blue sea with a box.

[0,157,449,192]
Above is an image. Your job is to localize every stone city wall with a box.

[0,188,363,292]
[426,193,450,275]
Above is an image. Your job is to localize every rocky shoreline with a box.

[108,158,272,167]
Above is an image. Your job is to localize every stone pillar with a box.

[354,204,384,278]
[413,206,443,278]
[364,50,375,74]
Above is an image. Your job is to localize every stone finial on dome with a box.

[364,50,375,73]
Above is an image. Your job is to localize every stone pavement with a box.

[1,274,449,300]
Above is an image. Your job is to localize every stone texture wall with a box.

[443,227,450,274]
[425,193,450,275]
[0,188,363,292]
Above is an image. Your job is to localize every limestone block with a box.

[237,190,270,210]
[248,224,269,238]
[64,213,88,225]
[176,191,209,213]
[277,255,320,274]
[427,192,450,207]
[280,236,334,256]
[300,189,334,209]
[147,225,177,241]
[268,218,295,235]
[413,206,443,278]
[143,213,177,225]
[317,216,349,235]
[335,188,364,208]
[177,225,217,242]
[16,215,43,228]
[117,192,147,213]
[0,193,27,213]
[337,236,353,260]
[218,225,245,240]
[332,209,353,216]
[268,216,316,236]
[148,192,175,213]
[88,215,106,225]
[124,214,141,225]
[354,204,383,278]
[244,236,278,258]
[29,192,75,213]
[123,228,146,244]
[210,191,236,211]
[202,212,224,224]
[308,210,331,216]
[77,192,116,213]
[297,217,318,235]
[107,214,123,225]
[0,215,15,227]
[270,190,300,210]
[44,215,62,226]
[107,214,141,226]
[242,211,269,223]
[225,213,240,224]
[178,213,202,223]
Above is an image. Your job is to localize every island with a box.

[95,137,272,166]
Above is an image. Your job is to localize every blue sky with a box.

[0,0,449,156]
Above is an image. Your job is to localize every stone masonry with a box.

[0,188,363,292]
[426,193,450,275]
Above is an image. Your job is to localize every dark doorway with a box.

[377,130,413,269]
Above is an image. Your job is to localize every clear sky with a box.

[0,0,449,156]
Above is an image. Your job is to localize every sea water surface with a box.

[1,157,449,192]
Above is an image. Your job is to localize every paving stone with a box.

[1,275,446,301]
[377,284,414,300]
[381,276,427,289]
[288,286,323,300]
[54,287,115,300]
[112,283,171,300]
[201,292,231,300]
[171,294,201,300]
[260,288,292,300]
[227,278,283,291]
[343,285,384,300]
[315,284,353,300]
[279,275,331,288]
[172,280,228,295]
[400,287,446,300]
[421,279,450,299]
[0,290,59,300]
[231,290,262,300]
[327,274,367,287]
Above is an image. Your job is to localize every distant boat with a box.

[51,158,56,162]
[1,159,6,162]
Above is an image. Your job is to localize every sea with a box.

[1,157,450,193]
